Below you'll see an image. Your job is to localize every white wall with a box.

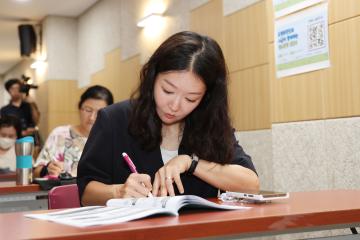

[77,0,122,87]
[190,0,209,10]
[119,0,143,61]
[223,0,261,16]
[77,0,212,85]
[43,16,77,80]
[138,0,191,64]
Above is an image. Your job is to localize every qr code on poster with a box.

[308,22,325,50]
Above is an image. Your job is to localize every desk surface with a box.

[0,181,41,194]
[1,189,360,240]
[0,172,16,182]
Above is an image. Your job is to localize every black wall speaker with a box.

[18,24,37,57]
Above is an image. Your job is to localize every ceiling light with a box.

[30,59,46,69]
[137,13,163,28]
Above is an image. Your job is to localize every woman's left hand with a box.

[152,154,192,197]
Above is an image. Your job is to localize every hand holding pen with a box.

[122,152,153,197]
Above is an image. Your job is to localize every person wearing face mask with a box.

[33,85,113,178]
[0,115,22,172]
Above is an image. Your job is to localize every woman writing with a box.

[78,31,259,205]
[33,85,113,178]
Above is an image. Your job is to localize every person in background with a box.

[0,115,22,172]
[0,79,36,137]
[78,31,259,206]
[33,85,114,178]
[21,87,42,160]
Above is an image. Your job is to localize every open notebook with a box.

[25,195,249,227]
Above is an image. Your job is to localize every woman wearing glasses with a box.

[33,85,113,178]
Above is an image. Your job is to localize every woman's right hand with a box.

[113,173,152,198]
[47,161,64,176]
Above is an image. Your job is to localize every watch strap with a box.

[187,154,199,175]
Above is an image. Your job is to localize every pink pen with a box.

[122,152,153,197]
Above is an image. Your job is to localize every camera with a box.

[20,75,38,96]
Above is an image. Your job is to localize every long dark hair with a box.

[129,31,234,164]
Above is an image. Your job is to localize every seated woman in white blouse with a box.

[33,85,113,178]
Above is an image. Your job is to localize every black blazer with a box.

[77,100,256,199]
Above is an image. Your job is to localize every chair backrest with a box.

[48,184,80,209]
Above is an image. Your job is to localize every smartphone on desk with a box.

[224,190,289,203]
